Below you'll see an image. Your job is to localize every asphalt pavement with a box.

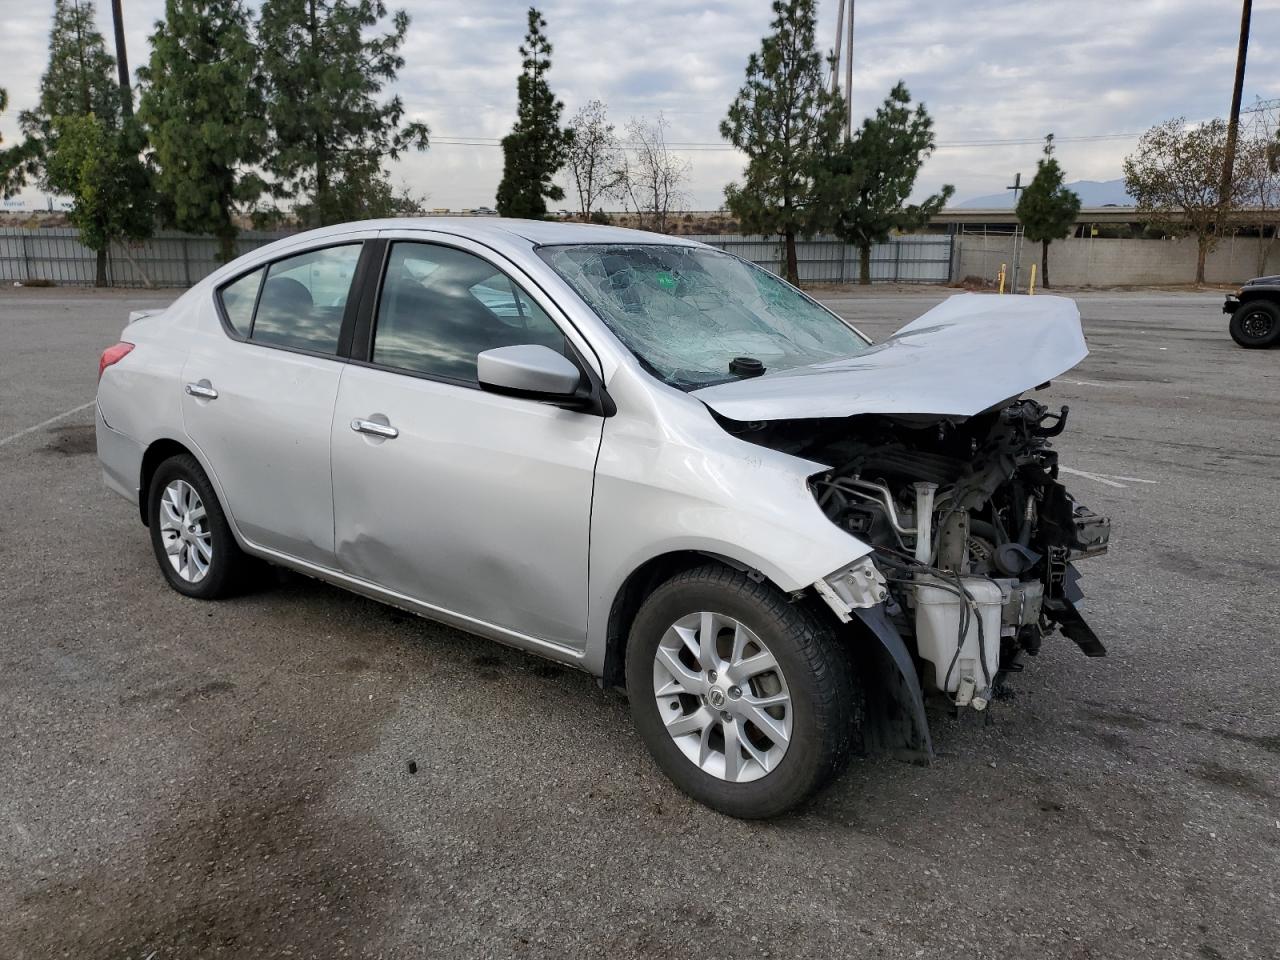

[1,284,1276,959]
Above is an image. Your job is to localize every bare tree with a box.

[564,99,620,218]
[613,113,690,232]
[1234,100,1280,274]
[1235,132,1280,274]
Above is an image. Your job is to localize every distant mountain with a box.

[954,178,1132,209]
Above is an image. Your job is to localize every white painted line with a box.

[1059,466,1126,488]
[0,400,94,448]
[1060,379,1111,387]
[1058,466,1159,489]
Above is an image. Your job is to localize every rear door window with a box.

[248,245,362,355]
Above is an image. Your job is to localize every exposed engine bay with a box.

[722,395,1111,709]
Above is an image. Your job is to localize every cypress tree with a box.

[1016,134,1081,289]
[495,8,570,220]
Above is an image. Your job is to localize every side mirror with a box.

[477,344,582,399]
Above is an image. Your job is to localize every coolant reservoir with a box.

[913,576,1004,698]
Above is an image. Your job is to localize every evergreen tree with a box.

[9,0,122,200]
[47,114,153,262]
[291,153,429,222]
[495,8,570,219]
[0,89,32,198]
[1016,135,1080,289]
[20,0,121,143]
[15,0,152,285]
[138,0,264,261]
[720,0,843,285]
[827,82,953,284]
[257,0,430,228]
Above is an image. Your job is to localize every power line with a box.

[426,132,1143,152]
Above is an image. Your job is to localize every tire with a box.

[147,453,245,599]
[1229,299,1280,348]
[625,564,860,819]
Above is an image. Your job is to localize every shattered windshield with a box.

[536,244,871,389]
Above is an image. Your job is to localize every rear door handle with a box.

[350,418,399,439]
[185,380,218,400]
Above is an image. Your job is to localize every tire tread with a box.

[147,453,245,600]
[627,563,861,818]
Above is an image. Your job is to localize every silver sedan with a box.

[96,218,1109,818]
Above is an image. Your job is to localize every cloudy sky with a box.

[2,0,1278,210]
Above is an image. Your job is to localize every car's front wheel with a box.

[1230,300,1280,348]
[147,453,245,599]
[626,565,860,819]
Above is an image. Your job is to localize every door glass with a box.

[218,267,263,337]
[251,244,362,355]
[372,242,566,381]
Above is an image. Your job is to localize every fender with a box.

[852,604,933,763]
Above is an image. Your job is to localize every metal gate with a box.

[0,227,954,288]
[0,227,290,288]
[691,233,954,284]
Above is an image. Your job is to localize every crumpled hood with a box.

[692,293,1087,422]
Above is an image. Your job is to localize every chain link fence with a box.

[0,226,954,288]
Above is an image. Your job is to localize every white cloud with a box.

[2,0,1279,210]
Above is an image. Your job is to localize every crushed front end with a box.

[728,396,1111,711]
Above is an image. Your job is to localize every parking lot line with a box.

[1058,466,1126,488]
[1057,465,1159,489]
[0,400,94,448]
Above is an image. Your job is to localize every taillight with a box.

[99,342,134,381]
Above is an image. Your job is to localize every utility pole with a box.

[110,0,132,119]
[1007,172,1024,292]
[831,0,855,139]
[1219,0,1251,228]
[830,0,845,96]
[845,0,854,139]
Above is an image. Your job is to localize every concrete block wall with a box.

[955,234,1280,288]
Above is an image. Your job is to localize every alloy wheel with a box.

[1241,308,1275,340]
[158,479,213,583]
[651,610,793,783]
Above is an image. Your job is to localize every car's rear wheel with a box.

[626,564,860,819]
[147,454,244,599]
[1229,300,1280,348]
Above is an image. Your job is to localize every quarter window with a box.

[249,244,362,355]
[217,267,263,337]
[372,242,567,382]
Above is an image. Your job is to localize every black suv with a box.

[1224,275,1280,348]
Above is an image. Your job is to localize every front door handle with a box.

[350,417,399,440]
[185,380,218,400]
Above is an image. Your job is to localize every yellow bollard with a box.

[998,263,1007,294]
[1029,263,1037,295]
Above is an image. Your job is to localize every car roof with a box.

[279,217,705,249]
